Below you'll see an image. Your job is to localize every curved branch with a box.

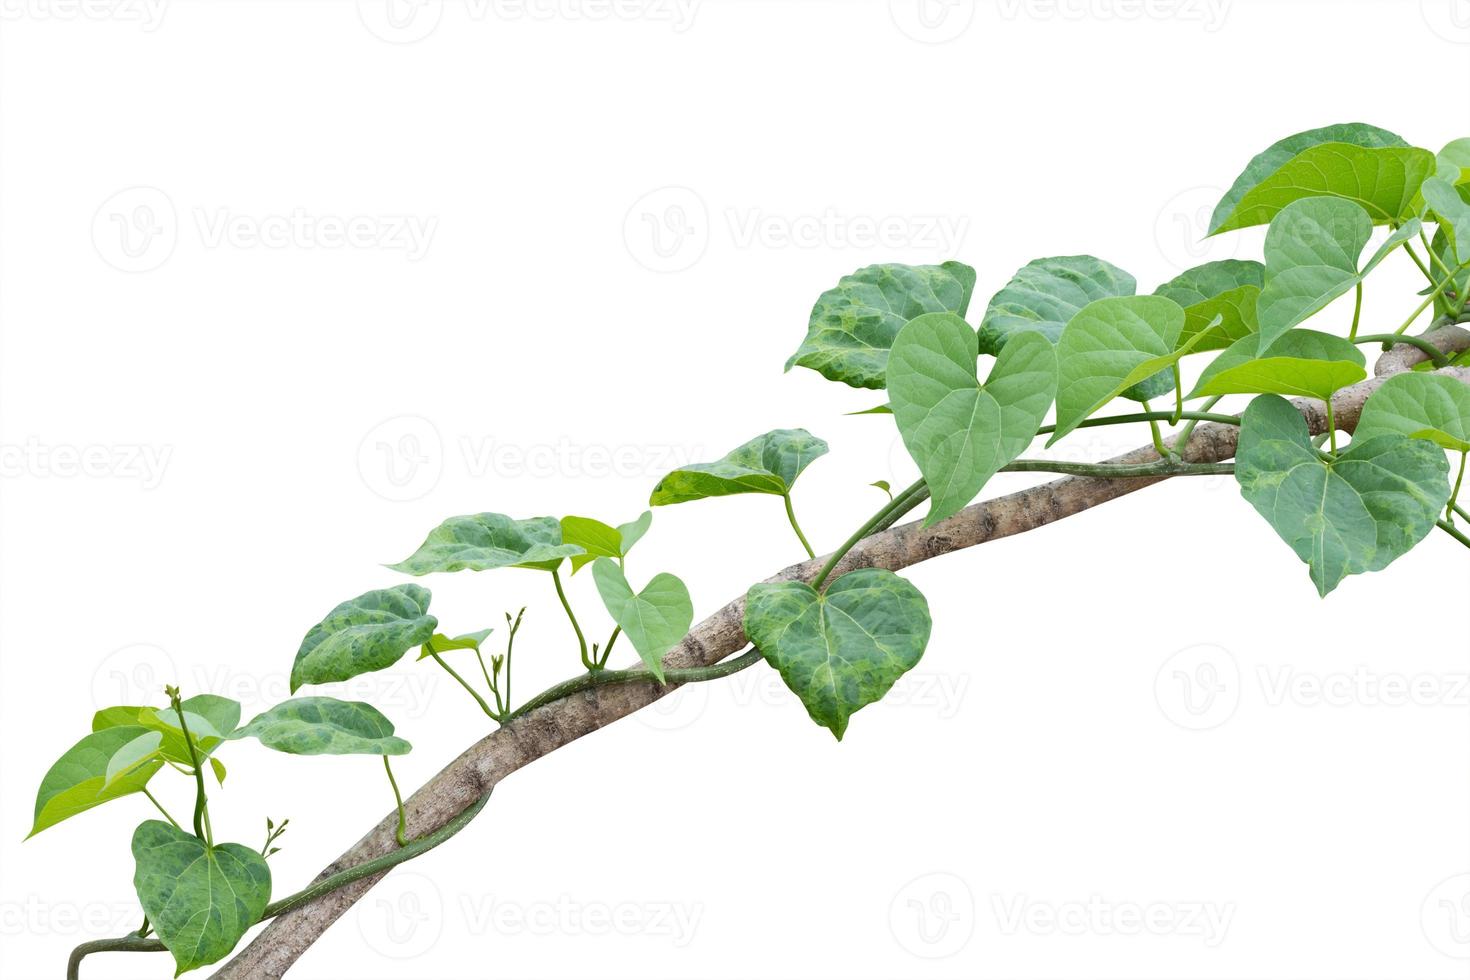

[207,360,1470,979]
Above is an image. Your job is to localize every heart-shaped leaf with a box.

[1256,197,1418,346]
[1210,124,1431,233]
[230,697,411,755]
[1422,176,1470,262]
[745,569,931,740]
[977,255,1135,355]
[1152,259,1264,352]
[1356,373,1470,453]
[591,558,693,682]
[1048,295,1194,444]
[1235,395,1450,596]
[786,261,976,390]
[888,312,1058,525]
[290,584,437,692]
[29,726,165,837]
[561,511,653,574]
[1436,137,1470,184]
[388,513,584,576]
[649,429,828,505]
[132,821,271,976]
[1190,329,1366,401]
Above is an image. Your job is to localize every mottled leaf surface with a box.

[1191,329,1366,401]
[649,429,828,505]
[132,821,271,976]
[1356,373,1470,452]
[1152,259,1264,351]
[30,726,165,837]
[888,312,1057,525]
[1235,395,1449,596]
[389,514,583,576]
[745,569,931,740]
[290,585,437,692]
[977,255,1135,355]
[230,697,411,755]
[591,558,693,682]
[787,262,976,389]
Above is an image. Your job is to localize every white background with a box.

[3,1,1470,978]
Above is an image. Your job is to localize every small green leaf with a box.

[290,584,437,693]
[1190,329,1366,401]
[229,697,412,755]
[561,511,653,574]
[744,569,931,740]
[649,429,828,505]
[417,629,494,659]
[847,403,892,416]
[104,731,163,789]
[1235,395,1450,596]
[617,511,653,554]
[1047,295,1193,445]
[1437,138,1470,183]
[1152,259,1264,352]
[977,255,1135,356]
[388,513,584,576]
[1356,373,1470,453]
[590,558,693,682]
[888,313,1057,525]
[132,821,271,976]
[1210,124,1430,233]
[1422,176,1470,262]
[787,261,976,389]
[870,479,893,501]
[30,727,165,837]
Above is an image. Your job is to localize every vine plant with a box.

[35,121,1470,978]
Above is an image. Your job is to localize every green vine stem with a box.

[1174,395,1224,455]
[383,757,409,847]
[142,788,181,832]
[1449,451,1467,524]
[1036,409,1240,436]
[1395,259,1470,334]
[167,687,211,847]
[507,649,765,721]
[782,493,817,559]
[551,567,593,670]
[426,651,498,720]
[1355,332,1452,367]
[812,478,929,590]
[1349,281,1364,340]
[1437,519,1470,550]
[1003,459,1234,478]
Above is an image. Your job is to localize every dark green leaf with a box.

[1152,259,1264,352]
[1356,373,1470,452]
[30,727,165,837]
[229,697,411,755]
[590,558,693,682]
[290,585,437,693]
[1190,329,1366,401]
[744,569,931,740]
[388,514,584,575]
[977,255,1135,356]
[649,429,828,505]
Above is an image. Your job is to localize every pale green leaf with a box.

[1436,137,1470,183]
[888,313,1057,525]
[29,727,165,837]
[1191,329,1366,401]
[1422,176,1470,262]
[416,629,493,659]
[1356,373,1470,452]
[744,569,931,740]
[591,558,693,682]
[229,697,411,755]
[977,255,1134,355]
[561,511,652,574]
[388,514,583,576]
[104,731,163,789]
[870,479,893,500]
[1235,395,1449,596]
[290,584,437,693]
[649,429,828,505]
[1152,259,1264,351]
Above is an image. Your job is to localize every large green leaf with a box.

[1191,329,1366,402]
[1256,197,1417,346]
[1235,395,1450,596]
[1356,373,1470,453]
[1422,176,1470,262]
[1047,295,1193,444]
[591,558,693,682]
[132,821,271,976]
[744,569,931,740]
[1210,124,1430,233]
[230,697,411,755]
[888,312,1057,525]
[388,514,583,576]
[1152,259,1264,352]
[29,726,165,837]
[786,262,976,389]
[976,255,1135,355]
[560,511,652,574]
[290,584,437,693]
[649,429,828,505]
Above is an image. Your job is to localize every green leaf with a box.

[1047,296,1193,445]
[1190,329,1367,401]
[29,726,165,837]
[1209,124,1429,233]
[847,403,892,416]
[786,261,976,389]
[290,584,437,693]
[1356,373,1470,453]
[1437,138,1470,183]
[104,731,163,788]
[229,697,412,755]
[133,696,239,785]
[649,429,828,505]
[132,821,271,976]
[416,629,493,659]
[93,705,149,731]
[1152,259,1264,352]
[388,514,584,576]
[590,558,693,682]
[1256,197,1417,346]
[1422,176,1470,262]
[1428,222,1470,319]
[977,255,1135,356]
[744,569,931,740]
[888,313,1057,525]
[561,511,653,574]
[1235,395,1450,596]
[870,479,893,501]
